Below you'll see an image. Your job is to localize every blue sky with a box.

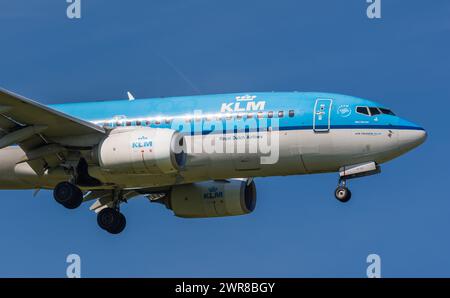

[0,0,448,277]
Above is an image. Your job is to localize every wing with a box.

[0,88,105,141]
[0,87,106,175]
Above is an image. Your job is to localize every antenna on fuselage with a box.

[127,91,135,101]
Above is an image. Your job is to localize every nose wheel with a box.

[335,179,352,203]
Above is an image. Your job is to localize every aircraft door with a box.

[313,99,332,132]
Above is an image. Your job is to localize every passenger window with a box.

[379,108,395,116]
[278,111,284,118]
[369,107,381,116]
[257,112,264,119]
[247,113,254,119]
[268,111,274,118]
[237,114,243,119]
[289,110,294,117]
[356,106,369,115]
[136,120,141,126]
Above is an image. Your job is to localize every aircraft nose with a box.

[398,127,427,151]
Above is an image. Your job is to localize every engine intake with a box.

[156,179,257,218]
[97,127,186,174]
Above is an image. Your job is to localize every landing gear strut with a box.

[334,179,352,203]
[97,207,126,234]
[53,181,83,209]
[53,157,98,210]
[333,162,381,202]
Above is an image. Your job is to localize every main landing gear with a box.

[53,181,127,234]
[53,181,83,209]
[97,207,126,234]
[96,190,127,234]
[334,179,352,203]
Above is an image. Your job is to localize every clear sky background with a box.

[0,0,448,277]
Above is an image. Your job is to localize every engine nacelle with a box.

[158,180,257,218]
[97,127,186,174]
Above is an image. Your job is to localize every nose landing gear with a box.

[335,179,352,203]
[333,162,382,203]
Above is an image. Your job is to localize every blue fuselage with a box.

[49,92,424,134]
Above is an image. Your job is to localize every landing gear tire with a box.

[53,182,83,209]
[110,213,126,235]
[335,186,352,203]
[97,208,126,234]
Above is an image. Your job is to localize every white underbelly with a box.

[0,129,405,189]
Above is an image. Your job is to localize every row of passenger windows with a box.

[100,110,296,127]
[185,110,295,122]
[356,106,395,116]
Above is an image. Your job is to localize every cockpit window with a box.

[356,106,370,115]
[369,107,381,116]
[379,108,395,116]
[357,106,396,117]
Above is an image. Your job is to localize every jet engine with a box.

[154,179,257,218]
[96,127,186,174]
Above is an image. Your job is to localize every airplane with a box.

[0,88,426,234]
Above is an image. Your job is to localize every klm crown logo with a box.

[208,186,218,193]
[220,94,266,113]
[236,95,257,102]
[204,186,223,199]
[131,136,153,149]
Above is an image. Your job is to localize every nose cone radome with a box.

[398,127,427,152]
